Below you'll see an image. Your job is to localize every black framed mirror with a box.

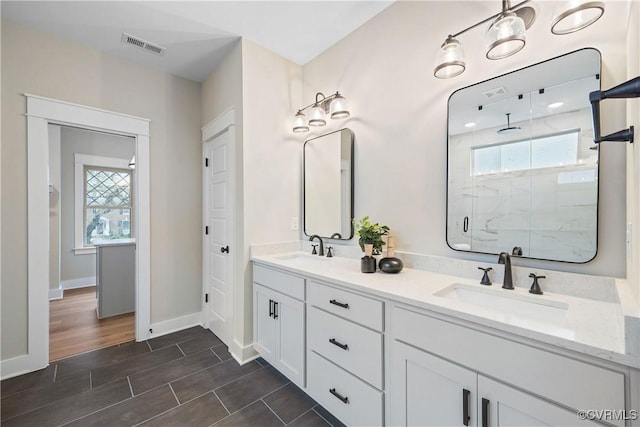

[447,48,601,263]
[303,128,354,240]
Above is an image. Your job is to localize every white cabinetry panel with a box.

[308,306,383,388]
[307,351,383,427]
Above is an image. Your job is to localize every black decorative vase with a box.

[361,256,377,273]
[379,257,403,273]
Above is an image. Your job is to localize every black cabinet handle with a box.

[463,216,469,233]
[329,338,348,350]
[462,389,470,426]
[482,398,489,427]
[221,245,229,253]
[329,299,349,309]
[268,299,273,318]
[273,301,278,319]
[329,388,349,404]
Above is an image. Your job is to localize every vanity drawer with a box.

[393,306,625,416]
[307,351,383,427]
[308,281,383,331]
[253,264,305,301]
[308,306,383,389]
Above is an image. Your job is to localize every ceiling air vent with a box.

[482,86,508,99]
[121,33,165,56]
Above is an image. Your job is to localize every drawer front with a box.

[253,264,305,300]
[393,306,625,417]
[307,351,383,427]
[308,307,383,389]
[308,281,383,331]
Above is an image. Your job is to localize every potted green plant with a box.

[353,215,390,264]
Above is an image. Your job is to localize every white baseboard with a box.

[1,354,45,380]
[229,339,259,365]
[148,312,202,339]
[61,276,96,290]
[49,287,63,300]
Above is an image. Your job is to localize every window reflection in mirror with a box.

[304,128,354,240]
[447,48,600,263]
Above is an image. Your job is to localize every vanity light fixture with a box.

[434,0,605,79]
[551,1,604,35]
[291,92,350,133]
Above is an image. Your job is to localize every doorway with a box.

[24,95,151,373]
[48,125,136,361]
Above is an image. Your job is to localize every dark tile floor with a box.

[0,326,345,427]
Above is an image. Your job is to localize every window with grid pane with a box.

[84,167,133,245]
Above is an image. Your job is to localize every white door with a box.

[204,130,233,345]
[274,291,305,386]
[478,376,602,427]
[390,341,477,427]
[253,284,277,364]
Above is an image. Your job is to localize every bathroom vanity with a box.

[252,249,639,427]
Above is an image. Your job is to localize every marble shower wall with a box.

[448,107,598,262]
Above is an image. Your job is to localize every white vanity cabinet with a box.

[391,341,603,427]
[306,281,385,426]
[389,305,627,427]
[252,265,305,387]
[251,257,638,427]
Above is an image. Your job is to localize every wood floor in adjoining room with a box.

[50,286,135,361]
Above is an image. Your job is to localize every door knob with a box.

[221,246,229,253]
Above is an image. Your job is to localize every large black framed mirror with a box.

[447,48,601,263]
[303,128,354,240]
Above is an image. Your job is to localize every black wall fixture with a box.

[589,76,640,143]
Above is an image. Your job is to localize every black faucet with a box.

[309,235,324,256]
[498,252,514,290]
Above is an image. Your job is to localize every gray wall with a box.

[1,19,202,359]
[58,126,135,284]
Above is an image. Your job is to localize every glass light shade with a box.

[551,1,604,35]
[434,36,465,79]
[486,12,526,60]
[308,105,327,127]
[329,94,350,119]
[292,111,309,133]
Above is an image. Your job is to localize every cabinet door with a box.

[390,341,477,427]
[478,376,601,427]
[253,284,277,366]
[275,292,305,387]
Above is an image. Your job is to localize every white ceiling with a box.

[1,1,393,82]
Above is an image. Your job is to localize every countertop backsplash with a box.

[251,240,621,304]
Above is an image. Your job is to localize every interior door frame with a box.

[201,108,236,348]
[22,94,151,374]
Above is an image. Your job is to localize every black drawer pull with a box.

[273,301,279,319]
[462,389,470,426]
[329,388,349,404]
[329,338,348,350]
[329,299,349,309]
[481,398,489,427]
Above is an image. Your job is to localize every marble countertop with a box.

[251,251,639,369]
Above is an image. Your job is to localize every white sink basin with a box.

[272,252,330,262]
[434,283,569,327]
